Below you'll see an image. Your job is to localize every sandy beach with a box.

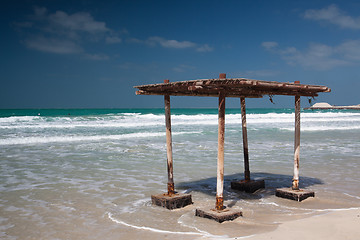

[1,109,360,239]
[108,205,360,240]
[245,208,360,240]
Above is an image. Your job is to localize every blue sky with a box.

[1,0,360,108]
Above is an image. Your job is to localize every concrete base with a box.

[195,208,242,223]
[231,179,265,193]
[151,193,192,210]
[276,188,315,202]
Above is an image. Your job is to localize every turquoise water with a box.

[1,108,359,239]
[0,108,297,117]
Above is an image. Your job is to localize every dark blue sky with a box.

[1,0,360,108]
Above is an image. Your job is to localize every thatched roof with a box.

[135,77,331,98]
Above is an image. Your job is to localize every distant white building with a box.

[307,102,360,110]
[310,102,333,108]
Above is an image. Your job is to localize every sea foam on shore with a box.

[1,108,359,239]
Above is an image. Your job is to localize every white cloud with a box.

[17,7,212,58]
[24,36,82,54]
[48,11,109,34]
[126,37,143,44]
[147,36,196,49]
[282,43,348,70]
[304,4,360,29]
[261,41,278,50]
[106,36,122,44]
[84,53,109,61]
[196,44,213,52]
[261,40,360,70]
[131,36,213,52]
[17,7,116,58]
[172,64,196,72]
[337,40,360,60]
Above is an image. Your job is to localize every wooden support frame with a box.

[216,91,226,211]
[136,75,328,209]
[230,97,265,193]
[276,90,314,201]
[292,95,301,190]
[164,80,175,195]
[240,97,250,181]
[150,80,193,210]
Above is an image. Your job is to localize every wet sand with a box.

[246,208,360,240]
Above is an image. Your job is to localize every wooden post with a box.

[152,84,193,208]
[164,80,175,195]
[240,97,250,181]
[293,93,301,190]
[276,82,314,201]
[216,90,226,210]
[230,97,265,192]
[197,80,243,219]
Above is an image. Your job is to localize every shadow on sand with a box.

[176,172,324,202]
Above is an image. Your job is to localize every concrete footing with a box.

[195,208,242,223]
[231,179,265,193]
[275,188,315,202]
[151,193,192,210]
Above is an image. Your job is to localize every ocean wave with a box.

[0,121,164,129]
[1,112,360,130]
[280,125,360,131]
[1,112,360,133]
[0,115,42,123]
[0,131,200,146]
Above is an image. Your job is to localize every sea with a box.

[1,108,359,239]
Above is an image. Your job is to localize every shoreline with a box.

[1,109,360,239]
[244,208,360,240]
[108,207,360,240]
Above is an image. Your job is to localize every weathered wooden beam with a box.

[136,89,320,98]
[151,79,193,209]
[275,89,314,201]
[252,81,329,91]
[275,88,315,201]
[230,97,266,193]
[216,90,226,210]
[135,78,330,94]
[240,97,250,181]
[164,80,175,195]
[292,94,301,190]
[136,90,263,98]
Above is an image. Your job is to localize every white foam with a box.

[107,212,210,237]
[0,131,200,146]
[0,116,41,123]
[343,193,360,200]
[1,112,360,130]
[177,213,229,238]
[280,125,360,131]
[0,121,163,129]
[312,207,360,213]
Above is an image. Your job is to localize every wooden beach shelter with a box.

[134,74,330,221]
